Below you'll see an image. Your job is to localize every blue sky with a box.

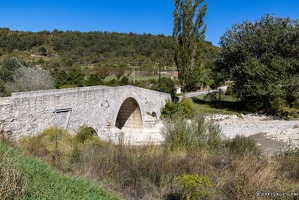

[1,0,299,46]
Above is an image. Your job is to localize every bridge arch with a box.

[115,97,143,131]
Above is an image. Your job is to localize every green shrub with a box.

[161,100,179,118]
[75,126,97,143]
[225,135,261,156]
[175,174,212,200]
[161,115,224,152]
[225,86,234,96]
[120,76,129,85]
[271,97,287,111]
[18,127,74,170]
[180,97,193,116]
[161,97,194,119]
[292,100,299,109]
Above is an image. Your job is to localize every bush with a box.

[225,135,261,157]
[161,97,193,119]
[151,77,176,96]
[5,66,54,93]
[161,115,224,152]
[0,141,118,200]
[120,76,129,85]
[18,127,73,170]
[85,74,103,86]
[175,174,212,200]
[75,126,97,143]
[12,127,299,199]
[276,145,299,181]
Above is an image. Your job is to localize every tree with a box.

[213,14,299,111]
[152,77,176,96]
[120,76,129,85]
[5,66,54,93]
[96,66,110,81]
[0,57,24,82]
[52,70,68,88]
[86,74,103,86]
[173,0,207,92]
[38,46,47,56]
[0,57,26,96]
[67,67,85,87]
[114,67,125,80]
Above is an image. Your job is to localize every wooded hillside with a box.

[0,28,219,71]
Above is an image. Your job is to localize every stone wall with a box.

[0,97,13,133]
[0,85,170,138]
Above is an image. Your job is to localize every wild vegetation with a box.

[0,27,218,94]
[213,14,299,117]
[0,140,118,200]
[2,103,299,199]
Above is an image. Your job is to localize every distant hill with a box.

[0,28,219,72]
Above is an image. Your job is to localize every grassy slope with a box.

[0,141,119,200]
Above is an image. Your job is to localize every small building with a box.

[171,71,179,80]
[176,87,181,94]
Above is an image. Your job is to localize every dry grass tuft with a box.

[0,149,27,199]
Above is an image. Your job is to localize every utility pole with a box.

[158,63,161,91]
[133,66,135,84]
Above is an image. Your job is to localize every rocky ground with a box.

[99,114,299,154]
[217,114,299,154]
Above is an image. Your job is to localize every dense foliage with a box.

[161,97,194,118]
[213,15,299,113]
[173,0,208,92]
[0,27,218,90]
[0,28,174,67]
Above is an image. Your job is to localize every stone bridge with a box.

[0,85,170,138]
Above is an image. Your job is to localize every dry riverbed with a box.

[217,114,299,154]
[100,114,299,154]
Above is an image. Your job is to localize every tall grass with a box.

[0,132,118,200]
[161,114,224,152]
[0,147,27,199]
[14,125,299,199]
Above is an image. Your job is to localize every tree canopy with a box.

[213,14,299,111]
[173,0,207,92]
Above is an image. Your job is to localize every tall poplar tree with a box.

[173,0,207,92]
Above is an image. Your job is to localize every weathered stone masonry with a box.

[0,85,170,138]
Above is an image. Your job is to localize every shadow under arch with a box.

[115,97,143,131]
